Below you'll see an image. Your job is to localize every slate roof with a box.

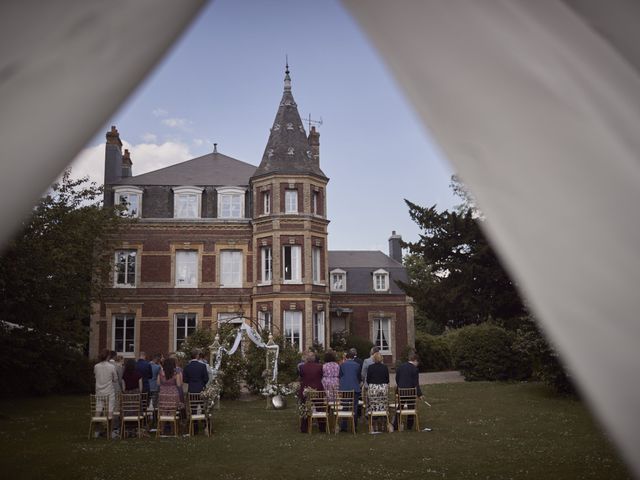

[328,250,408,295]
[112,152,257,186]
[253,67,326,179]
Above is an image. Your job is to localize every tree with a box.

[0,171,128,347]
[399,198,526,330]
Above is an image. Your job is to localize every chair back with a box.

[188,393,205,416]
[90,394,110,419]
[397,387,418,412]
[335,390,355,415]
[120,393,141,418]
[307,390,329,416]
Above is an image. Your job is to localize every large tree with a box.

[400,190,526,330]
[0,171,128,346]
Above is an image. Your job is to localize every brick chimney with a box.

[121,149,132,178]
[104,126,123,184]
[388,230,403,263]
[308,125,320,165]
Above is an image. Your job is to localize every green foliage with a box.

[413,332,453,372]
[343,334,374,359]
[178,328,215,360]
[214,325,246,400]
[245,332,302,394]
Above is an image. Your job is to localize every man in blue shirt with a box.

[135,351,152,394]
[339,350,362,432]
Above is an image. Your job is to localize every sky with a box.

[68,0,457,252]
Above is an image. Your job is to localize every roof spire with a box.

[284,55,291,92]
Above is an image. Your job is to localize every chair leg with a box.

[88,422,93,440]
[415,414,419,431]
[308,416,312,434]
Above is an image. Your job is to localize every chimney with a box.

[308,126,320,165]
[104,126,123,184]
[388,230,403,263]
[121,149,132,178]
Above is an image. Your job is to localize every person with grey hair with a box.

[361,346,381,388]
[349,347,364,369]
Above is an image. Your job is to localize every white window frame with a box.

[312,246,322,284]
[330,269,347,292]
[263,190,271,215]
[113,186,143,218]
[113,314,135,356]
[283,310,303,352]
[114,250,137,287]
[218,312,244,326]
[282,245,302,283]
[258,311,273,332]
[260,246,273,284]
[373,268,389,292]
[312,190,319,215]
[373,317,392,354]
[173,186,203,219]
[174,313,197,351]
[220,250,243,287]
[284,189,298,214]
[175,250,198,287]
[313,311,325,347]
[217,186,246,219]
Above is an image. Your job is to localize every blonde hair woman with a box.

[366,352,390,432]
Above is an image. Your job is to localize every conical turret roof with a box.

[253,66,326,179]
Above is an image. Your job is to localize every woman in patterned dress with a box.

[158,358,183,410]
[321,350,340,403]
[366,351,390,432]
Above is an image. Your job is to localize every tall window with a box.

[220,250,243,287]
[284,189,298,214]
[258,311,272,331]
[176,250,198,287]
[175,313,197,350]
[330,269,346,292]
[260,246,272,284]
[114,187,142,218]
[262,191,271,215]
[115,250,136,286]
[312,246,322,283]
[217,187,245,218]
[282,245,301,282]
[113,314,135,355]
[313,311,325,347]
[283,311,302,351]
[373,317,391,353]
[373,269,389,291]
[312,191,319,215]
[173,186,203,218]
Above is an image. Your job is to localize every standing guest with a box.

[159,357,183,408]
[183,349,209,394]
[149,354,162,409]
[298,352,325,433]
[108,350,122,396]
[394,352,424,430]
[361,346,381,388]
[350,347,364,369]
[321,350,340,403]
[94,349,118,436]
[338,349,362,432]
[122,358,142,393]
[366,352,390,432]
[135,351,152,394]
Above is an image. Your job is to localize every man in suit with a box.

[135,351,152,394]
[339,350,362,431]
[183,349,209,394]
[394,351,424,430]
[349,347,364,368]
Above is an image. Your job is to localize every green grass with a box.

[0,382,631,479]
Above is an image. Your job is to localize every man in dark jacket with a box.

[183,349,209,394]
[394,351,423,430]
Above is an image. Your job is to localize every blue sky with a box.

[69,0,456,251]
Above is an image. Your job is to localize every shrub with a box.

[413,332,453,372]
[343,334,374,359]
[244,333,301,395]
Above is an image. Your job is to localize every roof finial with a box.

[284,55,291,92]
[213,142,218,153]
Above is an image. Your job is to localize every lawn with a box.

[0,382,631,479]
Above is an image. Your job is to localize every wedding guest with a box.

[298,352,325,433]
[135,351,152,394]
[94,349,118,436]
[349,347,364,369]
[321,350,340,402]
[183,349,209,394]
[158,357,183,434]
[122,358,142,393]
[108,350,122,395]
[394,352,423,430]
[338,349,362,431]
[149,354,162,409]
[361,346,381,388]
[366,352,390,432]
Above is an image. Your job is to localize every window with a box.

[173,186,203,218]
[218,312,244,325]
[312,246,322,283]
[373,269,389,291]
[284,189,298,214]
[260,246,272,284]
[115,250,136,286]
[176,250,198,287]
[220,250,243,287]
[373,317,391,353]
[114,187,142,217]
[262,191,271,215]
[113,314,135,355]
[282,245,301,282]
[330,269,346,292]
[217,187,245,219]
[258,311,272,331]
[313,311,325,347]
[312,191,319,215]
[175,313,197,350]
[283,311,302,351]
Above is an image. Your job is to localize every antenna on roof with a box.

[305,113,323,131]
[213,143,218,153]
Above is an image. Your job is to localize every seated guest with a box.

[122,358,142,393]
[183,349,209,394]
[366,352,390,432]
[322,350,340,403]
[338,349,362,431]
[394,352,423,430]
[298,352,325,433]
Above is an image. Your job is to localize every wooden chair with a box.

[156,396,180,438]
[366,386,391,433]
[187,393,210,437]
[89,394,111,440]
[396,387,420,431]
[307,390,330,434]
[333,390,356,434]
[139,392,154,428]
[120,393,143,439]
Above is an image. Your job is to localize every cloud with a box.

[141,132,157,142]
[162,117,191,129]
[192,138,205,147]
[65,141,193,186]
[152,108,168,117]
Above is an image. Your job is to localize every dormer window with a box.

[217,186,245,219]
[373,269,389,292]
[114,186,143,218]
[330,269,346,292]
[173,186,203,219]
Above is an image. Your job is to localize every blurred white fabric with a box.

[0,0,206,247]
[343,0,640,475]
